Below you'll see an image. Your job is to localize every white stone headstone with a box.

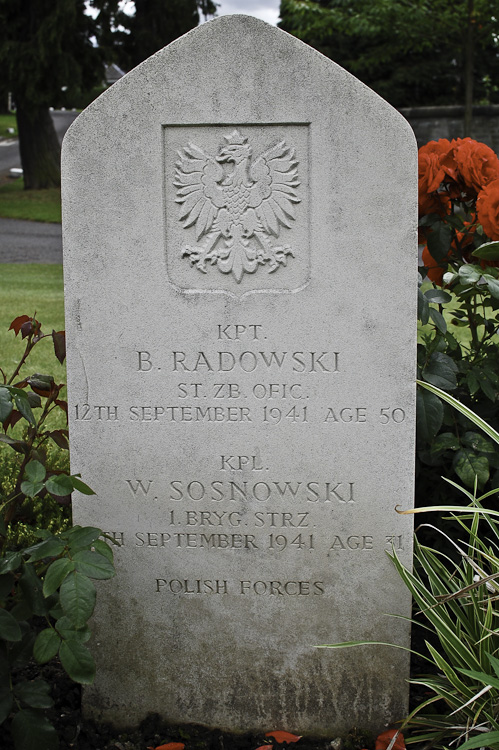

[62,15,417,736]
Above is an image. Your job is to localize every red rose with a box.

[454,139,499,193]
[418,139,451,195]
[477,179,499,240]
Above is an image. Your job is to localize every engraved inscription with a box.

[174,130,300,283]
[155,579,325,595]
[124,478,356,504]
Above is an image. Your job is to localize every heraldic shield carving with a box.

[164,124,310,294]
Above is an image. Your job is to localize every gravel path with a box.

[0,217,62,263]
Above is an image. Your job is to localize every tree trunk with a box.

[463,0,474,136]
[16,103,61,189]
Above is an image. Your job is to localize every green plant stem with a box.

[7,337,35,385]
[464,299,480,351]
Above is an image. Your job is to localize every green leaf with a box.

[20,479,45,498]
[24,461,46,483]
[29,374,54,385]
[55,616,91,643]
[466,370,480,396]
[484,275,499,300]
[0,572,14,601]
[59,640,95,684]
[70,476,95,495]
[0,686,13,725]
[19,563,47,617]
[0,552,22,574]
[443,271,458,285]
[417,388,444,444]
[0,608,22,641]
[27,538,65,563]
[427,222,452,261]
[0,434,29,454]
[45,474,74,498]
[417,381,499,445]
[453,449,489,488]
[10,626,36,667]
[33,628,61,664]
[59,571,96,627]
[91,539,114,563]
[472,240,499,260]
[425,288,452,304]
[12,708,59,750]
[478,371,497,401]
[459,731,499,750]
[431,432,460,453]
[14,679,54,709]
[418,288,430,324]
[419,213,440,228]
[14,393,35,425]
[43,558,74,597]
[26,391,42,409]
[0,640,9,678]
[429,307,447,334]
[73,550,115,580]
[459,264,482,283]
[422,351,458,390]
[462,431,496,454]
[65,526,102,551]
[0,387,13,422]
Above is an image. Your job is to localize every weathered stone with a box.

[62,15,417,736]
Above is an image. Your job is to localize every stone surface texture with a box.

[62,15,417,736]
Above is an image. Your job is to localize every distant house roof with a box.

[105,63,126,85]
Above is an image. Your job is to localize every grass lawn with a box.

[0,113,17,138]
[0,264,65,383]
[0,179,61,223]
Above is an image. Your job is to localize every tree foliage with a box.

[0,0,102,189]
[278,0,499,111]
[94,0,217,71]
[0,0,216,189]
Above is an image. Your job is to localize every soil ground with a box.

[0,646,429,750]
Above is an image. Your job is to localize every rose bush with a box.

[417,137,499,511]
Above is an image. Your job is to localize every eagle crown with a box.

[216,142,252,165]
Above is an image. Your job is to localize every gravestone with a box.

[62,15,417,736]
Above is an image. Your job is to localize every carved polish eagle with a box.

[174,130,300,283]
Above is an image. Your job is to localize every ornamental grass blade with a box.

[489,653,499,678]
[458,730,499,749]
[458,667,499,691]
[425,642,476,701]
[417,380,499,445]
[449,684,493,716]
[390,550,481,672]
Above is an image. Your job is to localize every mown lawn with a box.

[0,264,65,382]
[0,113,17,138]
[0,179,61,223]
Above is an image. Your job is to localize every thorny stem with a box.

[7,336,36,385]
[7,331,52,386]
